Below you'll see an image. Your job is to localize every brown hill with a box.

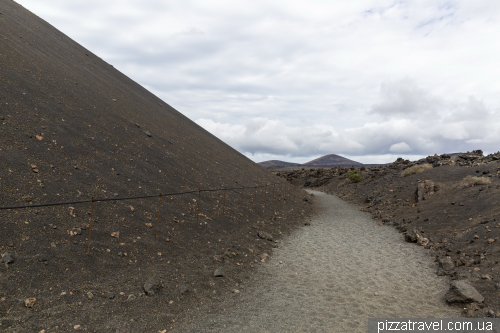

[258,160,302,168]
[0,2,312,331]
[304,154,364,167]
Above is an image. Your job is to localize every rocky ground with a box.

[171,190,461,332]
[0,186,314,332]
[278,150,500,318]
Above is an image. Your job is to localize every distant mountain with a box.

[258,160,302,168]
[304,154,364,167]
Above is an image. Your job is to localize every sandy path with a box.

[173,190,461,332]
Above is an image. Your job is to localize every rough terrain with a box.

[171,190,461,332]
[279,151,500,318]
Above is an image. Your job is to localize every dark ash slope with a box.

[0,2,313,332]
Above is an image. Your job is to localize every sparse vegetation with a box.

[401,164,433,177]
[461,175,491,188]
[337,179,350,187]
[348,172,363,183]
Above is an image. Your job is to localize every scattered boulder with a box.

[416,180,435,202]
[1,252,14,264]
[445,281,484,304]
[214,267,225,277]
[405,228,422,243]
[438,257,455,271]
[257,231,273,241]
[143,277,162,296]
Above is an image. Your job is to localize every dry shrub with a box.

[337,179,349,187]
[461,175,491,188]
[401,164,433,177]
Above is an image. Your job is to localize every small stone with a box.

[24,298,36,308]
[1,252,14,264]
[145,223,152,228]
[257,231,273,241]
[179,285,189,295]
[417,237,429,246]
[118,252,123,257]
[111,231,120,238]
[143,277,162,296]
[144,131,152,137]
[438,257,455,271]
[495,283,500,290]
[232,289,240,294]
[374,292,379,296]
[87,291,94,300]
[487,309,496,318]
[74,324,81,330]
[106,293,115,299]
[488,238,495,244]
[261,253,270,262]
[31,164,39,173]
[481,274,492,280]
[214,267,225,277]
[127,294,136,301]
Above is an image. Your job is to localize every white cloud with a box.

[389,142,412,153]
[14,0,500,163]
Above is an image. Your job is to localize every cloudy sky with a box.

[16,0,500,164]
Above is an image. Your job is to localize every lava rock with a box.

[179,285,189,295]
[445,281,484,304]
[416,180,435,202]
[1,252,14,264]
[143,277,162,296]
[214,267,225,277]
[405,228,421,243]
[257,231,273,241]
[438,257,455,271]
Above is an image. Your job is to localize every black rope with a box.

[0,183,280,210]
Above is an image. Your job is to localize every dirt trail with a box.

[172,190,461,332]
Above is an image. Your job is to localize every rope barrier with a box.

[0,183,280,211]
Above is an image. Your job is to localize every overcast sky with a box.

[16,0,500,164]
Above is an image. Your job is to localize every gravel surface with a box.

[173,190,461,332]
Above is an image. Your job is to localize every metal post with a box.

[240,187,245,214]
[155,193,163,237]
[222,187,227,217]
[196,189,201,225]
[87,197,95,254]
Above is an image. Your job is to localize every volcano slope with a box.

[279,151,500,318]
[0,1,314,331]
